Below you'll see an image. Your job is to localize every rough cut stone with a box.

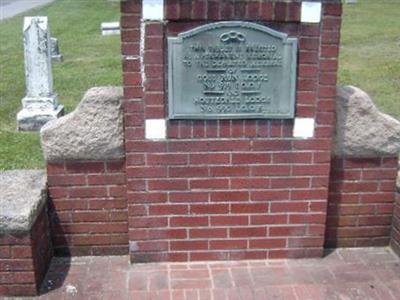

[0,170,47,234]
[334,85,400,158]
[40,86,124,162]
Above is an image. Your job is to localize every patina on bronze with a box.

[168,22,298,119]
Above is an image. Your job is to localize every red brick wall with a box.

[40,1,399,264]
[391,189,400,255]
[121,0,343,262]
[0,209,52,297]
[47,161,128,256]
[326,157,398,248]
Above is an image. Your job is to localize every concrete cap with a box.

[0,170,47,234]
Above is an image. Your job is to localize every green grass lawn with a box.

[338,0,400,118]
[0,0,121,170]
[0,0,399,170]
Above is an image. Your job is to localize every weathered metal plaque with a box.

[168,22,298,119]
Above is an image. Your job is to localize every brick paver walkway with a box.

[37,248,400,299]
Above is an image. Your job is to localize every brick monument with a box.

[120,0,343,262]
[42,0,399,266]
[3,1,400,297]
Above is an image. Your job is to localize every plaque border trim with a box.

[168,21,298,120]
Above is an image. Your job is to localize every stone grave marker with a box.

[101,22,120,35]
[50,37,63,62]
[17,16,64,131]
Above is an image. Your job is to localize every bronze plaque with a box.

[168,22,298,119]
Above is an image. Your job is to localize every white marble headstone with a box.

[17,16,63,131]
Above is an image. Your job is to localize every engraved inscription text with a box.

[168,22,297,119]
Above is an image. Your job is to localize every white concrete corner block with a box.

[145,119,166,140]
[143,0,164,20]
[129,241,139,252]
[301,2,322,23]
[293,118,315,139]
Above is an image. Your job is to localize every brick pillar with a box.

[391,186,400,256]
[0,209,52,296]
[121,0,343,262]
[326,158,398,248]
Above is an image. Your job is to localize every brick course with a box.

[47,161,129,256]
[0,209,52,296]
[391,188,400,256]
[326,157,398,248]
[164,0,306,22]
